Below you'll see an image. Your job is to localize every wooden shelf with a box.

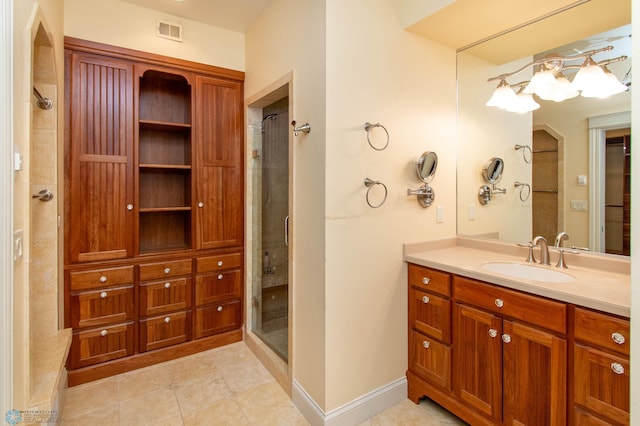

[139,119,191,131]
[139,164,191,170]
[139,207,191,213]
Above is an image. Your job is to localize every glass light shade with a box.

[506,92,540,113]
[523,70,557,97]
[580,66,628,98]
[548,75,579,102]
[486,80,517,109]
[570,57,609,91]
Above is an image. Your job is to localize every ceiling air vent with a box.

[156,20,183,42]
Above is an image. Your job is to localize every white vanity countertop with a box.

[404,237,630,318]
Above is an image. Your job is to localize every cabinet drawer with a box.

[454,276,566,334]
[195,300,241,338]
[409,287,450,344]
[140,278,192,316]
[574,307,630,356]
[139,311,192,352]
[195,270,242,306]
[409,330,451,391]
[70,266,134,291]
[574,408,619,426]
[69,322,135,369]
[70,286,134,329]
[574,343,630,425]
[408,264,450,297]
[196,253,242,274]
[139,259,192,281]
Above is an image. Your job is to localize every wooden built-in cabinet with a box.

[64,38,245,386]
[407,263,630,426]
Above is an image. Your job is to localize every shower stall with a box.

[251,97,290,361]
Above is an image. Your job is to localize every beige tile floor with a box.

[61,342,466,425]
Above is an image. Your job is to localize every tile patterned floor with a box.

[61,342,466,425]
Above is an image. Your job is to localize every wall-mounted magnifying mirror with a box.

[482,157,504,184]
[408,151,438,208]
[416,151,438,183]
[479,157,507,205]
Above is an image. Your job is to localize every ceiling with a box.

[120,0,272,33]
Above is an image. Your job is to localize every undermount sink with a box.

[482,262,575,283]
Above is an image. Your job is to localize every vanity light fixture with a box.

[486,45,628,113]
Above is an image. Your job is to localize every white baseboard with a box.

[292,377,407,426]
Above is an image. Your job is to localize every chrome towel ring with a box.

[514,181,531,201]
[514,144,532,164]
[364,122,389,151]
[364,178,388,208]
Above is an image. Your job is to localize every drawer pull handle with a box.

[217,261,223,267]
[100,330,108,337]
[99,275,107,283]
[100,291,108,298]
[164,282,171,289]
[422,295,430,304]
[217,306,223,312]
[495,298,504,308]
[218,274,223,280]
[612,332,626,345]
[163,267,171,274]
[164,317,171,324]
[488,329,498,338]
[422,341,430,349]
[126,203,134,211]
[198,202,204,208]
[502,334,511,344]
[611,362,625,375]
[422,277,430,285]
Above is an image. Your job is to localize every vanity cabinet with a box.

[64,38,245,386]
[408,264,568,425]
[572,307,630,425]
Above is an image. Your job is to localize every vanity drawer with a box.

[197,253,242,274]
[139,278,192,316]
[408,264,451,297]
[409,287,451,344]
[195,270,242,306]
[139,311,192,352]
[409,330,451,391]
[70,322,135,369]
[70,285,134,329]
[139,259,192,281]
[195,300,242,338]
[70,266,134,291]
[453,276,566,334]
[574,307,630,356]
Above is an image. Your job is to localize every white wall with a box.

[457,52,533,243]
[324,0,456,411]
[245,0,328,409]
[64,0,245,71]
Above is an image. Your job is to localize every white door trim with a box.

[1,0,14,417]
[588,111,631,252]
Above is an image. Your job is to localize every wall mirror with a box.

[417,151,438,183]
[456,0,631,255]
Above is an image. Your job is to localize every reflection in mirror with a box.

[417,151,438,183]
[456,1,631,254]
[483,157,504,184]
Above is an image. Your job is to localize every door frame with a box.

[588,111,631,252]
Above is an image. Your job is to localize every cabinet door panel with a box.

[453,303,502,421]
[139,311,192,352]
[139,278,192,316]
[195,76,243,249]
[574,344,630,425]
[195,300,241,338]
[195,270,242,306]
[70,322,134,369]
[409,331,451,390]
[67,52,134,262]
[503,320,567,425]
[71,286,134,328]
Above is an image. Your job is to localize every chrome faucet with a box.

[554,231,569,247]
[532,235,550,265]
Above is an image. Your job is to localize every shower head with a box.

[262,113,278,123]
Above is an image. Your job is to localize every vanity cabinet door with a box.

[453,303,502,422]
[503,320,567,425]
[409,330,451,390]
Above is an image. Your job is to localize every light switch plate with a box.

[437,205,444,223]
[570,200,588,211]
[14,229,23,261]
[577,175,587,186]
